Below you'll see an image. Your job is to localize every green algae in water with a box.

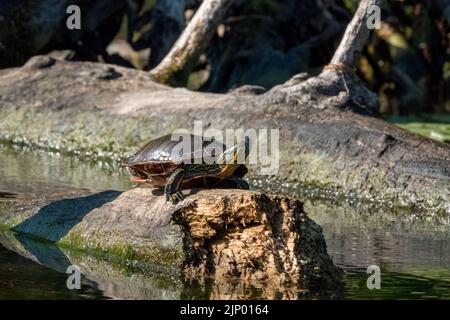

[344,270,450,300]
[387,115,450,143]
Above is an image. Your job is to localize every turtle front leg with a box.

[230,177,250,190]
[164,168,185,204]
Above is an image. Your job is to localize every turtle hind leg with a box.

[164,168,185,204]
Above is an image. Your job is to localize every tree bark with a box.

[149,0,234,86]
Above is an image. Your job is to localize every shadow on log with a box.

[0,188,342,297]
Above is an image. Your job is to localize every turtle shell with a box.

[122,134,228,187]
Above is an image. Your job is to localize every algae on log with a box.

[0,188,342,292]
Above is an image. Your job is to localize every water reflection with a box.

[304,200,450,299]
[0,229,184,299]
[0,235,108,300]
[0,145,449,299]
[305,200,450,269]
[0,144,130,195]
[1,229,338,300]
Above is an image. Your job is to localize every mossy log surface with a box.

[0,56,449,216]
[0,187,342,293]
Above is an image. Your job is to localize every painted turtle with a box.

[121,134,250,203]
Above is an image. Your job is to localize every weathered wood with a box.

[330,0,382,68]
[0,56,448,216]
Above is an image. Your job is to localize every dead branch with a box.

[131,0,192,69]
[149,0,234,86]
[330,0,383,69]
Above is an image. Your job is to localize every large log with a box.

[0,55,448,216]
[0,187,342,296]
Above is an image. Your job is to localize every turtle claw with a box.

[166,191,185,204]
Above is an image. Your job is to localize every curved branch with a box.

[150,0,234,86]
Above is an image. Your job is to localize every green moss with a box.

[1,105,448,217]
[0,213,29,230]
[57,231,183,267]
[252,144,449,218]
[0,105,185,161]
[397,123,450,143]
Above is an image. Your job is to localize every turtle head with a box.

[221,136,251,164]
[126,165,149,182]
[121,158,150,182]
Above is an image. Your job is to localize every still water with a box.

[0,144,449,299]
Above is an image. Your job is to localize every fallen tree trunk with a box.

[0,0,448,216]
[0,187,342,295]
[0,55,448,216]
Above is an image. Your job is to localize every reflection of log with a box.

[0,188,342,295]
[0,229,185,300]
